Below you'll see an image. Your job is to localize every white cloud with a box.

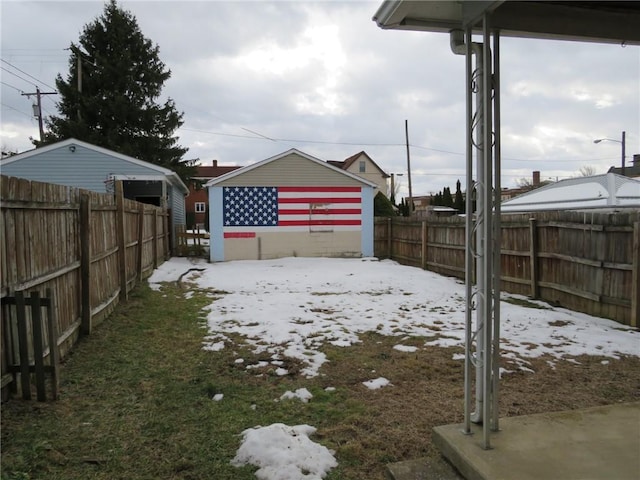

[1,1,638,194]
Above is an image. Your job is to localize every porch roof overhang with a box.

[373,1,640,45]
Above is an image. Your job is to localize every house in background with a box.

[186,162,241,228]
[206,148,377,262]
[327,151,389,195]
[501,173,640,213]
[0,138,189,246]
[608,154,640,179]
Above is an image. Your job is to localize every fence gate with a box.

[2,289,60,401]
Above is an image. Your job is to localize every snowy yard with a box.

[148,256,639,479]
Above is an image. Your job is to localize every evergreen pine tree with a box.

[442,186,454,207]
[454,179,464,212]
[398,198,410,217]
[374,191,396,217]
[38,0,194,181]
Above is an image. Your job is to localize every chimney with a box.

[212,160,218,166]
[633,154,640,166]
[533,171,541,186]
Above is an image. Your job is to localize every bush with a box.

[374,191,396,217]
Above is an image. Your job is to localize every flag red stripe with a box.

[224,232,256,238]
[278,208,361,215]
[278,186,361,193]
[278,197,361,204]
[278,219,362,227]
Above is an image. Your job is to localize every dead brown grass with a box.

[311,332,640,479]
[2,284,638,480]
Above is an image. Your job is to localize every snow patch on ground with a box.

[145,257,640,477]
[231,423,337,479]
[202,340,225,352]
[280,388,313,403]
[393,344,418,353]
[362,377,392,390]
[149,257,640,378]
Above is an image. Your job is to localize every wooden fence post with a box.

[164,208,171,259]
[631,221,639,328]
[30,292,46,402]
[387,217,392,259]
[115,181,128,301]
[153,208,159,269]
[80,192,92,335]
[421,221,428,270]
[15,291,31,400]
[529,218,539,298]
[45,288,60,400]
[137,203,145,281]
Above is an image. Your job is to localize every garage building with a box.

[207,149,377,262]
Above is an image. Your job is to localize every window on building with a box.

[359,161,366,173]
[195,202,206,213]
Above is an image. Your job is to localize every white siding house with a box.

[206,149,377,262]
[0,138,189,246]
[502,173,640,213]
[328,151,390,195]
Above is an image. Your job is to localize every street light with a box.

[594,130,626,176]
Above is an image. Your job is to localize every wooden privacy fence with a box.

[375,211,640,327]
[175,224,210,257]
[1,175,169,400]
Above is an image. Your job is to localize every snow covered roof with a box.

[501,173,640,213]
[429,206,458,213]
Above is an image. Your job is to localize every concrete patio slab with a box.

[386,455,464,480]
[431,402,640,480]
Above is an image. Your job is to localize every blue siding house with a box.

[1,138,189,247]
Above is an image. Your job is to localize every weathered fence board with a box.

[3,289,60,401]
[1,175,169,400]
[375,210,639,326]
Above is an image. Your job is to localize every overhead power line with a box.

[180,126,616,164]
[1,81,24,93]
[1,102,33,118]
[0,58,57,90]
[0,66,37,88]
[181,126,405,147]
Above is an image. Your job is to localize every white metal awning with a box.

[373,1,640,45]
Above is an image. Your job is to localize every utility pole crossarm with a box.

[21,87,57,142]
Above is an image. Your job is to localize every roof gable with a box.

[341,151,389,178]
[206,148,378,188]
[1,138,189,194]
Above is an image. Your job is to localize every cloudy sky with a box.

[1,1,638,196]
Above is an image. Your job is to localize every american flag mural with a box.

[223,186,362,237]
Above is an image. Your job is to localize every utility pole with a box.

[405,120,414,214]
[621,130,626,177]
[77,53,82,121]
[68,45,91,121]
[21,87,57,143]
